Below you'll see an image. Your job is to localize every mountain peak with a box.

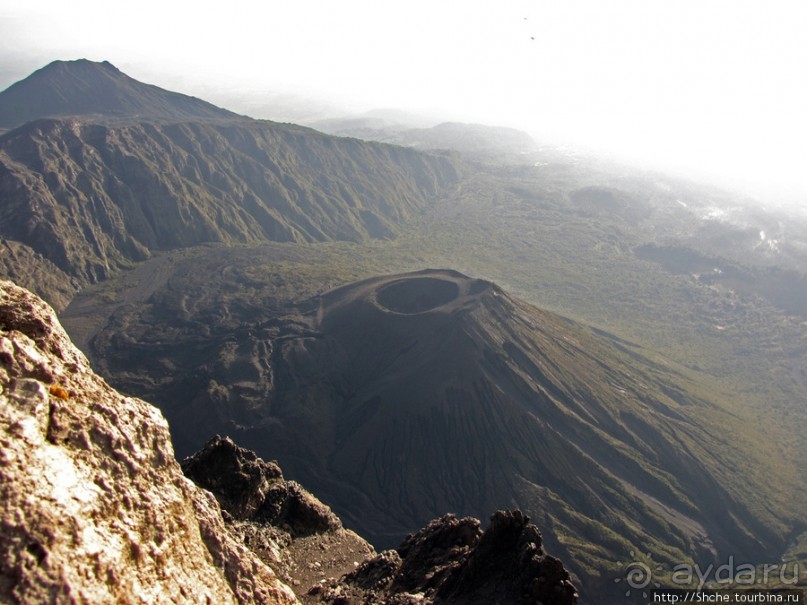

[39,57,119,72]
[0,59,239,130]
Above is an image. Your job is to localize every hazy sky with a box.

[2,0,806,203]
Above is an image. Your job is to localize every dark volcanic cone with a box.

[82,269,784,595]
[246,271,769,553]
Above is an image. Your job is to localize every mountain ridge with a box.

[311,117,539,160]
[0,61,462,308]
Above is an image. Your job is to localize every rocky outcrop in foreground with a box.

[182,436,374,600]
[314,511,578,605]
[182,437,578,605]
[0,280,298,604]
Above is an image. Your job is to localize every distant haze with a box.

[2,0,806,206]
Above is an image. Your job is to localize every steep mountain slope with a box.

[0,59,239,130]
[0,61,461,308]
[0,119,459,286]
[0,238,76,310]
[0,280,299,604]
[71,268,795,597]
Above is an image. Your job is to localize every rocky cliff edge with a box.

[0,279,299,604]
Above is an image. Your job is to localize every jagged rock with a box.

[182,435,342,535]
[340,550,402,592]
[0,280,299,604]
[182,436,374,601]
[318,511,578,605]
[435,510,578,605]
[393,514,481,594]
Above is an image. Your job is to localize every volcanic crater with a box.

[374,277,460,314]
